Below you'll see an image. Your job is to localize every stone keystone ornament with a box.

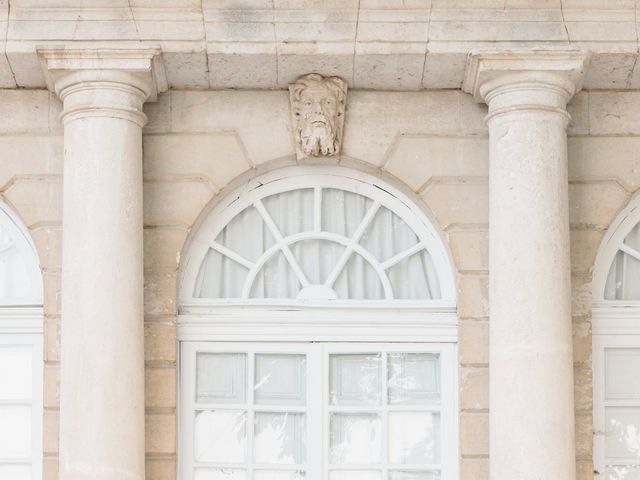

[289,73,348,160]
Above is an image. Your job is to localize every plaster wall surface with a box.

[0,87,636,480]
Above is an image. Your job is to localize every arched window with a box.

[593,199,640,480]
[178,167,458,480]
[0,202,43,480]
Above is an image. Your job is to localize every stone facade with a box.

[2,83,638,479]
[2,2,640,480]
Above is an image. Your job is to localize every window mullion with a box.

[247,351,255,479]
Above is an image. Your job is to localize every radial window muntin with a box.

[180,168,456,307]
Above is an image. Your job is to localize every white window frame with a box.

[592,195,640,477]
[180,341,458,480]
[0,201,43,480]
[178,166,459,480]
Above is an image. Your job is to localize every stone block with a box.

[572,273,593,317]
[3,178,62,227]
[163,50,210,89]
[569,182,628,228]
[448,229,489,272]
[43,272,61,317]
[0,135,63,189]
[146,458,177,480]
[143,181,213,228]
[567,92,589,135]
[457,274,489,319]
[44,319,60,363]
[574,365,593,413]
[43,409,59,454]
[577,459,594,480]
[422,180,488,228]
[460,366,489,411]
[573,319,592,364]
[31,225,63,270]
[460,457,489,480]
[144,273,178,316]
[144,322,177,364]
[0,89,50,134]
[43,363,60,409]
[385,137,489,191]
[145,367,177,409]
[459,320,489,365]
[144,227,189,273]
[169,90,292,163]
[575,413,594,459]
[589,92,640,135]
[570,229,604,274]
[43,456,59,480]
[143,133,251,188]
[145,413,176,455]
[568,137,640,191]
[343,91,461,165]
[460,412,489,456]
[144,93,172,134]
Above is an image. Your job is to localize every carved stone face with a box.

[289,74,347,159]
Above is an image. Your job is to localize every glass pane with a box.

[216,206,276,262]
[389,472,440,480]
[329,413,381,464]
[254,413,306,464]
[292,240,345,286]
[255,354,306,406]
[605,251,640,300]
[0,223,33,302]
[0,405,31,457]
[606,349,640,399]
[254,470,305,480]
[388,250,441,300]
[330,354,381,406]
[329,472,381,480]
[322,189,372,238]
[389,412,440,464]
[360,207,419,263]
[0,346,32,399]
[195,469,247,480]
[196,353,246,404]
[388,353,440,405]
[605,407,640,460]
[606,466,640,480]
[334,255,384,300]
[250,250,301,299]
[195,410,247,462]
[0,464,30,480]
[195,248,248,298]
[624,223,640,251]
[263,189,314,237]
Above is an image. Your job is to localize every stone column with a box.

[38,49,166,480]
[463,51,588,480]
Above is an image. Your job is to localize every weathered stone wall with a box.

[1,87,638,480]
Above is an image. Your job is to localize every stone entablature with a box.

[1,1,640,90]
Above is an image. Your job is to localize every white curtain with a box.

[194,188,441,300]
[605,222,640,300]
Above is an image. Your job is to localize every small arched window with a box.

[0,202,43,480]
[180,169,455,307]
[178,167,458,480]
[593,199,640,480]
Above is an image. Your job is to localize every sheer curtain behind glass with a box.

[605,222,640,300]
[0,220,33,303]
[194,187,441,301]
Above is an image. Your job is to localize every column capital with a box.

[37,47,167,126]
[463,49,590,125]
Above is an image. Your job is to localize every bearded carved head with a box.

[289,73,348,160]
